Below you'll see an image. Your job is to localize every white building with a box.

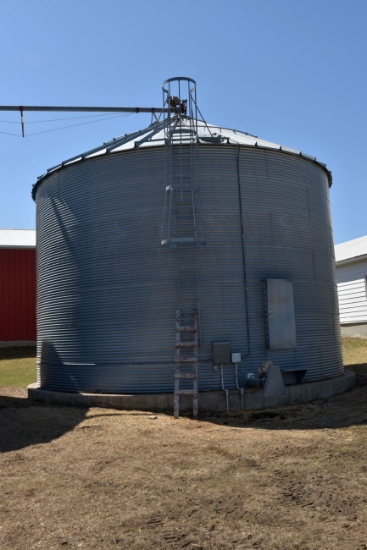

[335,235,367,338]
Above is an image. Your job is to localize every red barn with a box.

[0,229,36,343]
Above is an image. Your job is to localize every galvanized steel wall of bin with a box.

[35,144,343,393]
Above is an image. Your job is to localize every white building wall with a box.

[336,259,367,324]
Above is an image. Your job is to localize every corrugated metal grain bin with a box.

[32,79,343,397]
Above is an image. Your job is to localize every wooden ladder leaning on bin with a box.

[174,309,199,419]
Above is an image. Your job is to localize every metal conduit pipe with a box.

[220,364,230,414]
[234,361,244,410]
[236,146,250,357]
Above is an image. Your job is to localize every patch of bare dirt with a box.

[1,374,367,549]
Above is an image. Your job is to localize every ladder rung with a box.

[173,308,199,419]
[175,341,196,348]
[176,326,197,332]
[166,237,199,244]
[169,128,197,135]
[175,373,197,380]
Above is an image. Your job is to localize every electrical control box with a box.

[212,341,231,365]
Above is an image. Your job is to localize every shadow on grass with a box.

[0,346,36,360]
[0,394,156,454]
[347,363,367,380]
[0,395,88,453]
[1,365,367,449]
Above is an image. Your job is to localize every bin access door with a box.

[263,279,297,350]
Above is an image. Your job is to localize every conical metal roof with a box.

[33,116,331,197]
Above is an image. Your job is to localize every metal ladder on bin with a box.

[161,121,206,248]
[174,308,199,419]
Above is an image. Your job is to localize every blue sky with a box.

[0,0,366,245]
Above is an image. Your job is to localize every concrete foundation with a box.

[28,370,356,413]
[341,324,367,339]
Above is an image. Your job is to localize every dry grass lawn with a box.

[1,338,367,549]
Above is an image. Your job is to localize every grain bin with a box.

[31,77,344,407]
